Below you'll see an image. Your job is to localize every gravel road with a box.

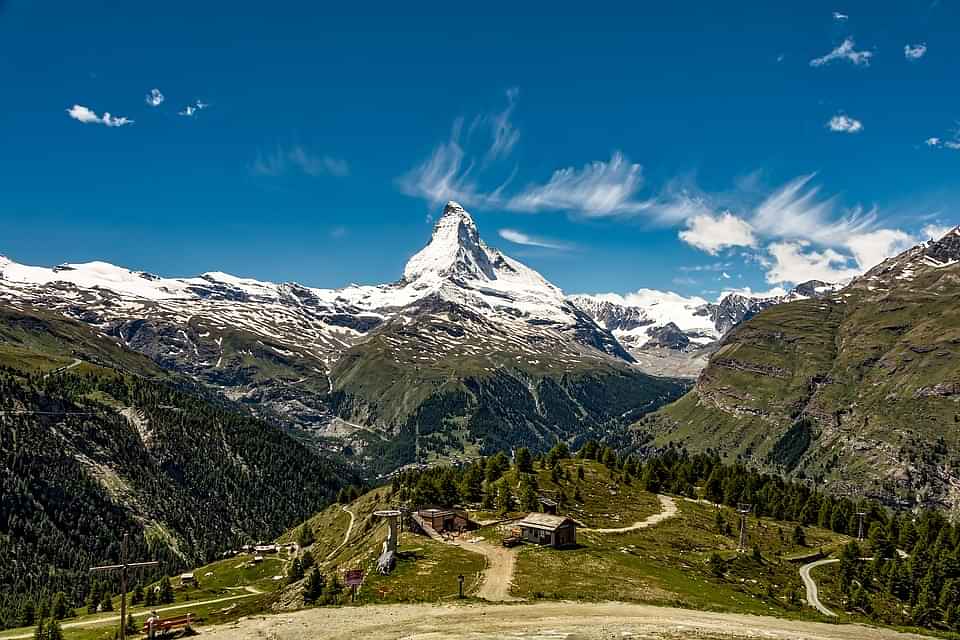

[198,601,926,639]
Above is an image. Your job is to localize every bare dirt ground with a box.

[452,538,522,602]
[581,494,678,533]
[197,601,926,639]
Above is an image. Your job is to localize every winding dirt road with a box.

[581,494,678,533]
[197,601,926,639]
[326,505,356,561]
[800,558,840,617]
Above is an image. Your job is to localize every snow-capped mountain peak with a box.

[403,201,496,282]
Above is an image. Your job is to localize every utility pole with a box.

[90,533,161,640]
[737,503,752,552]
[856,511,868,541]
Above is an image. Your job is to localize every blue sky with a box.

[1,1,958,300]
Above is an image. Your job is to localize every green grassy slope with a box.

[641,252,960,511]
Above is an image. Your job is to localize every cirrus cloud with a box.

[505,152,648,217]
[497,228,571,250]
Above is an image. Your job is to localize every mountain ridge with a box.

[640,226,960,511]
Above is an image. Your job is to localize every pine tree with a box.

[715,510,726,535]
[515,447,533,473]
[496,480,514,516]
[521,480,539,512]
[460,464,484,502]
[322,574,342,605]
[20,598,36,627]
[50,593,67,621]
[297,525,316,548]
[158,577,174,605]
[144,587,157,607]
[709,553,725,578]
[303,568,325,604]
[32,618,45,640]
[287,558,304,584]
[131,583,144,606]
[792,525,806,547]
[302,549,315,571]
[100,593,114,613]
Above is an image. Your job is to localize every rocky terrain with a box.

[572,280,839,378]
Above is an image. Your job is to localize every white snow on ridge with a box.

[587,289,713,333]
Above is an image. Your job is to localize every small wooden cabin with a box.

[415,508,477,533]
[517,513,577,548]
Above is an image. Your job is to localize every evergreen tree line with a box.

[0,367,358,630]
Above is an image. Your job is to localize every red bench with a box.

[143,613,193,635]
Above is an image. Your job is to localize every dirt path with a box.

[453,539,522,602]
[582,494,678,533]
[196,600,926,639]
[42,358,82,380]
[0,592,260,640]
[326,505,356,561]
[800,558,839,617]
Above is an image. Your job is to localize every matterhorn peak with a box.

[403,202,495,282]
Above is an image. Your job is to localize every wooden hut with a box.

[517,513,577,548]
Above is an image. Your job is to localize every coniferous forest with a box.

[0,367,356,630]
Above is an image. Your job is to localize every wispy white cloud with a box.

[679,261,731,273]
[145,88,165,107]
[925,131,960,150]
[497,228,571,250]
[251,145,349,177]
[827,113,863,133]
[66,104,134,127]
[922,223,952,240]
[810,37,873,67]
[832,11,849,21]
[397,118,511,207]
[505,152,649,217]
[904,43,927,60]
[475,88,520,163]
[751,174,876,247]
[398,94,522,208]
[678,211,756,254]
[178,100,209,117]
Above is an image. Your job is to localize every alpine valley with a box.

[4,202,959,513]
[1,201,797,474]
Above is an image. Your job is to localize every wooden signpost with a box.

[345,568,364,602]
